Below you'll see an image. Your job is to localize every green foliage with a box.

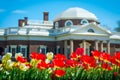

[1,66,120,80]
[114,21,120,32]
[0,67,52,80]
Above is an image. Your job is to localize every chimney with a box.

[18,19,25,27]
[43,12,49,21]
[18,17,28,27]
[24,17,28,25]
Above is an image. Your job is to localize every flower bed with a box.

[0,48,120,80]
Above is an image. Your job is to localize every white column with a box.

[70,40,73,54]
[100,41,103,52]
[64,40,67,57]
[95,40,99,50]
[107,40,110,54]
[83,40,86,55]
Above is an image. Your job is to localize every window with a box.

[81,19,88,24]
[55,22,59,29]
[115,48,120,53]
[4,48,7,54]
[38,45,47,54]
[10,45,17,57]
[67,46,70,54]
[20,45,27,57]
[65,20,73,26]
[103,47,107,52]
[88,29,95,33]
[56,46,60,54]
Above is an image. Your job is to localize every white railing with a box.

[0,26,72,36]
[0,28,6,35]
[28,20,53,25]
[53,27,71,35]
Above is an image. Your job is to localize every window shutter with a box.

[46,47,48,53]
[16,46,18,53]
[9,46,10,52]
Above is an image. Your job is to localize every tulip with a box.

[54,69,66,77]
[46,52,54,60]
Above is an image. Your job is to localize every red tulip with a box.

[102,63,112,70]
[53,59,65,68]
[36,53,46,61]
[54,54,66,61]
[75,48,84,56]
[115,52,120,64]
[92,50,101,60]
[80,55,96,68]
[81,63,88,70]
[70,52,77,60]
[114,72,118,77]
[54,70,66,77]
[30,52,38,59]
[30,52,46,61]
[48,63,54,68]
[111,56,117,65]
[100,52,111,63]
[26,63,31,68]
[17,56,27,63]
[37,61,48,69]
[66,59,78,67]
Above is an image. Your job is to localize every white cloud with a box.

[12,10,27,14]
[0,9,5,12]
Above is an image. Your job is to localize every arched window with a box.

[65,20,73,27]
[81,19,88,25]
[55,22,59,29]
[88,29,95,33]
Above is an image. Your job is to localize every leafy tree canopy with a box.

[115,21,120,32]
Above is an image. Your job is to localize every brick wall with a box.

[53,19,97,28]
[0,40,120,57]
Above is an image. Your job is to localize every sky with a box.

[0,0,120,31]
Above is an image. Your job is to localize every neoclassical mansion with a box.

[0,7,120,58]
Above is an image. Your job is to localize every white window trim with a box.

[10,45,17,57]
[56,46,60,54]
[10,45,17,48]
[81,19,88,24]
[115,48,120,52]
[67,46,70,54]
[39,45,47,54]
[20,45,27,57]
[103,47,107,52]
[65,20,73,27]
[22,22,25,26]
[4,48,7,54]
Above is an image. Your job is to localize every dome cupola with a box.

[53,7,98,28]
[54,7,98,21]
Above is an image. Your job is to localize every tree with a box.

[115,21,120,32]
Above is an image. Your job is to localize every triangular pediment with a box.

[70,23,111,36]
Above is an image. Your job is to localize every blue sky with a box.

[0,0,120,31]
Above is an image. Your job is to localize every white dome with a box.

[54,7,98,21]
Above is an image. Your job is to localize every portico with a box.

[63,39,111,56]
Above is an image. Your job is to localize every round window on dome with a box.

[65,20,73,27]
[81,19,88,25]
[55,22,59,29]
